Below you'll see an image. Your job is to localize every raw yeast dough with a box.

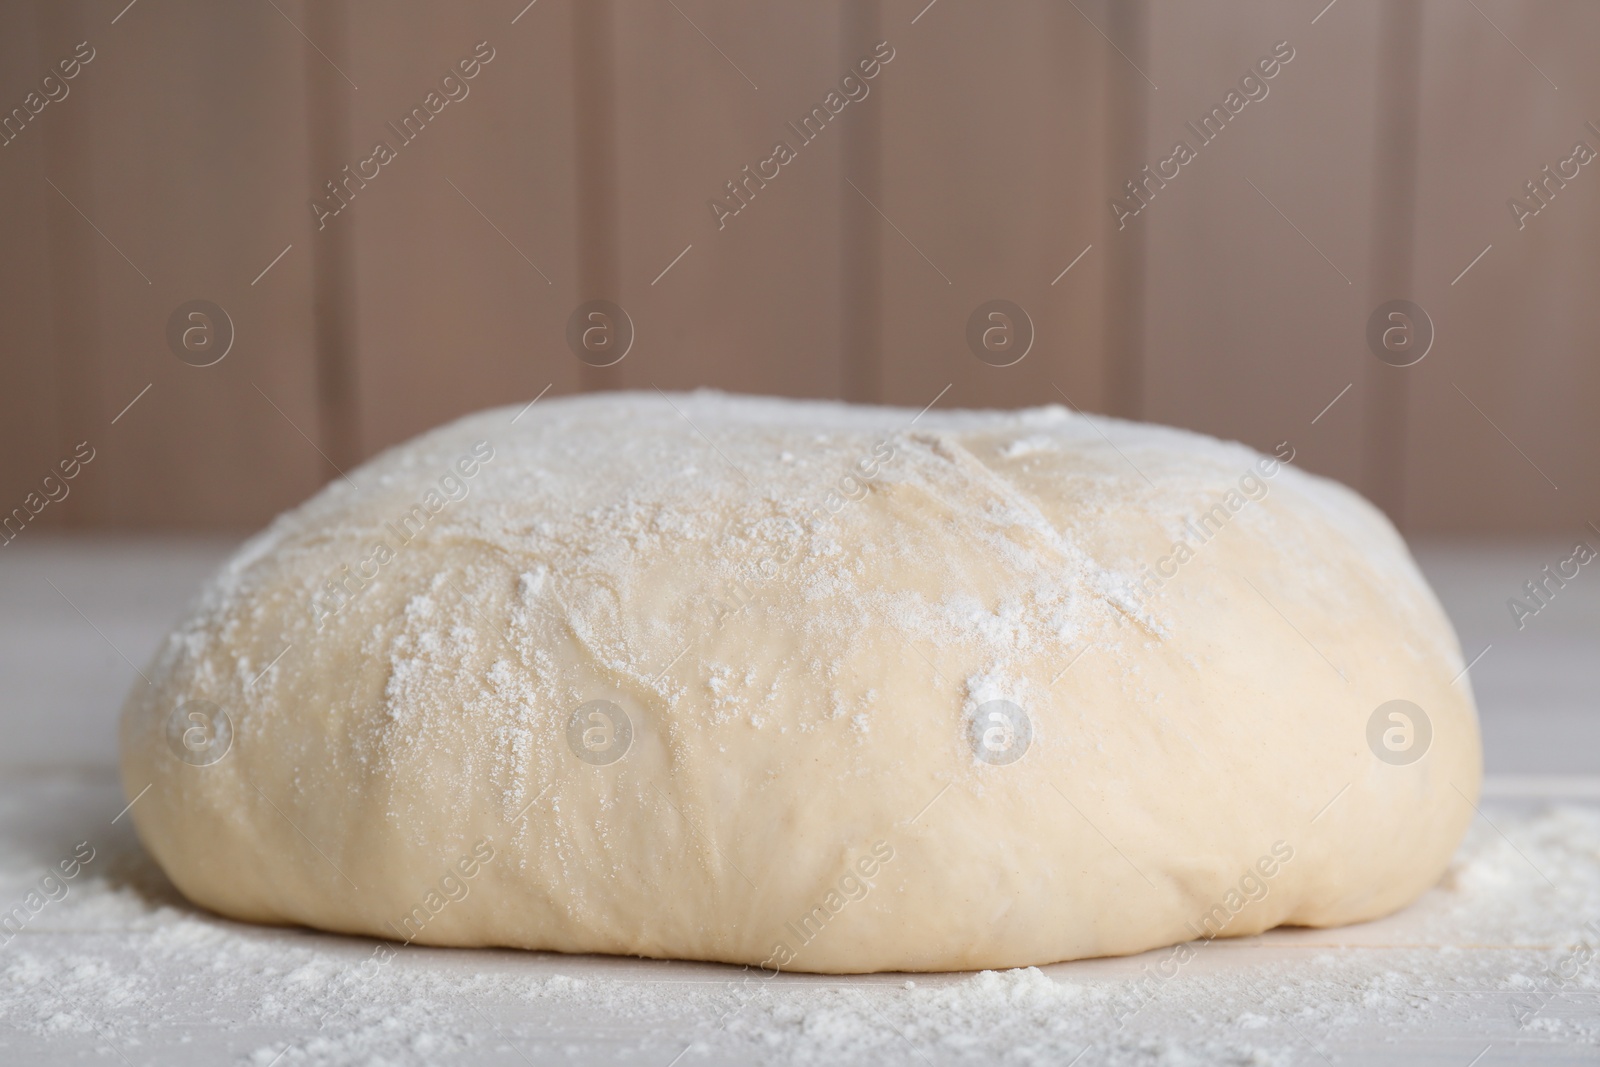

[120,392,1481,973]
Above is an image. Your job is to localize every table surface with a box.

[1,537,1597,1064]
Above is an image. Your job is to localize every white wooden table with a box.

[2,538,1597,1065]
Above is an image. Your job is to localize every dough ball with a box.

[120,391,1481,973]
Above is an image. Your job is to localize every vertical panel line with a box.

[305,0,363,469]
[1364,2,1425,528]
[840,0,882,403]
[572,0,623,393]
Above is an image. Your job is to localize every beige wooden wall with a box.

[1134,0,1600,536]
[1,0,1594,536]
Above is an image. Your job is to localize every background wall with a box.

[1,0,1596,536]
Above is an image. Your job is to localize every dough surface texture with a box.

[121,391,1481,973]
